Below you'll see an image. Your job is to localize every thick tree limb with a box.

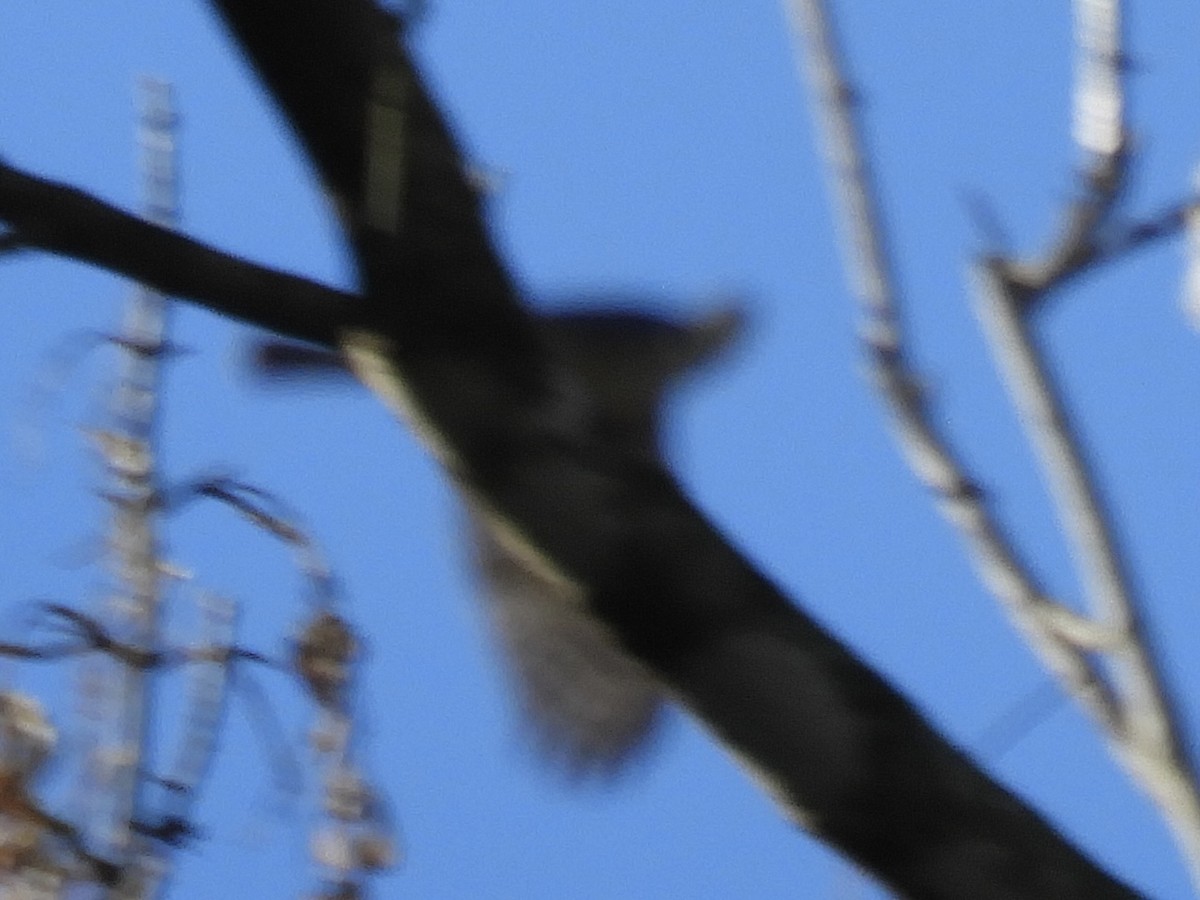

[0,2,1143,896]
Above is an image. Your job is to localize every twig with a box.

[147,593,238,899]
[161,475,336,600]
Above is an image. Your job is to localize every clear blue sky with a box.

[2,3,1199,898]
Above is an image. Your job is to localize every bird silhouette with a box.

[247,301,744,774]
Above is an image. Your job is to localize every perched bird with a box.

[247,300,745,773]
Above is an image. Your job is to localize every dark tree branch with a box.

[0,159,353,346]
[0,2,1143,896]
[203,2,1140,895]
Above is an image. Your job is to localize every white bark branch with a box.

[787,0,1200,886]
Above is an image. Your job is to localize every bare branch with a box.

[974,254,1200,880]
[790,0,1200,885]
[0,1,1153,893]
[961,0,1200,883]
[1074,0,1127,161]
[782,0,1128,732]
[228,664,306,799]
[954,0,1200,885]
[162,475,336,600]
[0,158,354,347]
[1007,0,1133,296]
[99,83,179,887]
[199,1,1144,893]
[2,72,389,899]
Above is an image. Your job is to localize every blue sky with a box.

[2,3,1199,898]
